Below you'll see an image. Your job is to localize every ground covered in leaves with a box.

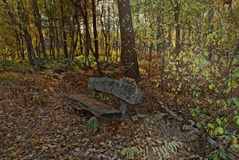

[1,69,209,159]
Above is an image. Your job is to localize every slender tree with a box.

[60,0,68,59]
[170,0,181,55]
[43,1,55,59]
[75,0,91,65]
[31,0,47,60]
[92,0,101,74]
[3,0,39,66]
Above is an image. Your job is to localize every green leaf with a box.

[188,120,195,126]
[195,108,200,114]
[227,98,233,105]
[69,131,74,137]
[197,122,202,129]
[121,149,127,155]
[209,84,215,90]
[217,127,224,135]
[214,127,224,135]
[219,150,228,159]
[232,98,239,107]
[216,118,222,125]
[86,117,99,133]
[226,87,232,93]
[236,119,239,126]
[230,145,239,153]
[208,123,215,129]
[191,111,197,117]
[209,84,213,90]
[204,52,208,57]
[217,72,222,77]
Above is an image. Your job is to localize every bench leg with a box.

[118,101,127,116]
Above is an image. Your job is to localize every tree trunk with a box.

[60,0,68,59]
[73,6,79,57]
[49,21,56,60]
[16,29,25,60]
[31,0,47,60]
[23,30,38,66]
[208,7,214,61]
[3,0,39,66]
[75,0,91,65]
[174,0,181,56]
[44,1,56,60]
[118,0,141,81]
[156,0,164,53]
[100,2,110,62]
[92,0,101,74]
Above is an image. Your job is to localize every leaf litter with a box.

[0,70,206,159]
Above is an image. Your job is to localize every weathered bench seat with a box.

[67,94,122,118]
[67,77,141,118]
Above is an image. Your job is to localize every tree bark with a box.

[118,0,141,81]
[31,0,47,60]
[156,0,165,53]
[208,7,214,61]
[174,0,181,55]
[60,0,68,59]
[74,0,91,65]
[92,0,101,74]
[100,2,110,62]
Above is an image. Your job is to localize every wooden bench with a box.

[67,77,141,118]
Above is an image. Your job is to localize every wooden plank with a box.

[67,94,122,118]
[88,77,141,105]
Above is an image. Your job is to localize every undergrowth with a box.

[121,141,183,159]
[158,49,239,158]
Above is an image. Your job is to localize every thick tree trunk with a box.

[118,0,141,81]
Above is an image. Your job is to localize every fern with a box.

[121,141,183,159]
[152,141,183,158]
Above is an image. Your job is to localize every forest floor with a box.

[0,68,211,159]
